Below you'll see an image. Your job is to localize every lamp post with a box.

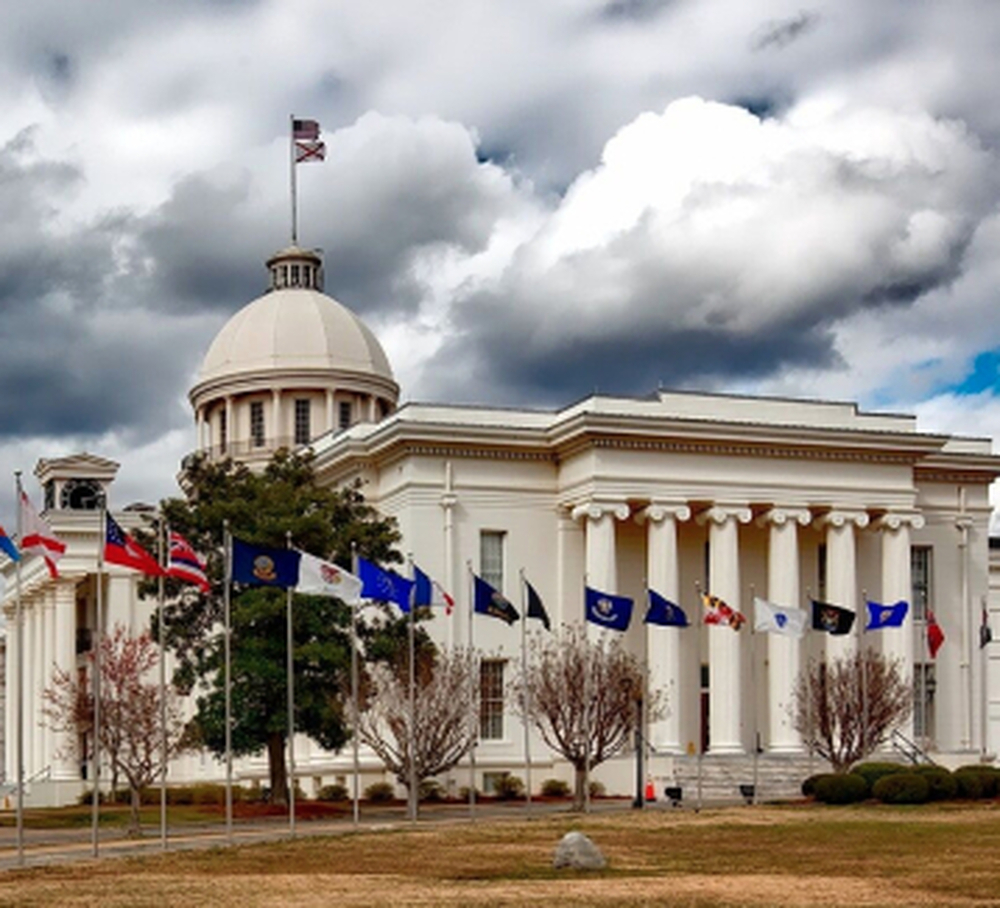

[632,686,644,809]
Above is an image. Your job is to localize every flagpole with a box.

[859,589,868,758]
[694,580,703,812]
[223,521,233,845]
[350,543,360,827]
[583,572,590,815]
[805,587,815,777]
[289,115,298,246]
[92,501,106,858]
[286,531,296,838]
[749,585,759,806]
[520,569,532,816]
[158,518,168,850]
[407,554,417,823]
[14,472,25,866]
[467,561,476,819]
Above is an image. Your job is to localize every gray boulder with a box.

[552,831,606,869]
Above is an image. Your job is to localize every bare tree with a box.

[42,623,189,835]
[512,624,661,810]
[792,649,912,772]
[356,647,478,806]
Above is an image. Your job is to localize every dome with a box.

[194,287,395,388]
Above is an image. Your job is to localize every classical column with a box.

[25,598,37,777]
[557,509,585,626]
[816,510,870,660]
[326,390,335,434]
[51,580,79,781]
[224,395,234,454]
[271,389,282,447]
[41,588,57,775]
[195,407,205,453]
[571,502,630,592]
[440,461,458,650]
[698,505,752,754]
[758,507,811,752]
[3,606,16,782]
[639,503,691,753]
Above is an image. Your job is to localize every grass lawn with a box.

[2,802,999,906]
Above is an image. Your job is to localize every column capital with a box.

[757,506,812,529]
[636,502,691,525]
[570,501,631,523]
[814,509,870,530]
[875,511,925,532]
[696,504,752,527]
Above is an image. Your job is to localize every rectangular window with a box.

[913,662,936,745]
[479,660,505,740]
[250,401,265,448]
[219,408,227,454]
[911,546,932,621]
[294,399,311,446]
[339,400,352,430]
[480,530,505,591]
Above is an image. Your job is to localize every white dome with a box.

[196,287,395,387]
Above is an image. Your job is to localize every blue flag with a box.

[473,575,519,624]
[0,525,20,563]
[358,557,414,612]
[585,586,633,632]
[644,589,688,627]
[231,538,300,588]
[865,599,908,630]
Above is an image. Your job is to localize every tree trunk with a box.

[128,785,142,838]
[573,764,587,811]
[267,731,288,805]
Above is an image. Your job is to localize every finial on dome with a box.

[265,245,324,292]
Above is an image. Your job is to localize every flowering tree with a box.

[512,625,661,810]
[42,624,189,835]
[792,649,912,772]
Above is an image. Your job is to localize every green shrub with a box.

[419,780,445,802]
[495,775,525,801]
[872,772,930,804]
[458,786,481,801]
[850,762,905,792]
[801,774,825,798]
[364,781,395,802]
[588,780,606,799]
[813,773,868,805]
[955,766,1000,799]
[912,766,958,801]
[317,783,349,802]
[541,778,570,798]
[954,770,985,800]
[190,784,229,806]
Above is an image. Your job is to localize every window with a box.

[817,543,827,603]
[339,400,352,430]
[913,662,936,746]
[911,546,932,621]
[290,264,301,287]
[480,530,505,591]
[250,401,265,448]
[219,408,227,453]
[480,660,505,740]
[294,399,311,445]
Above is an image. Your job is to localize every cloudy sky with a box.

[3,0,1000,514]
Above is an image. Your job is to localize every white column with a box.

[571,502,630,640]
[557,509,585,627]
[26,598,38,777]
[271,389,282,447]
[816,510,869,660]
[326,390,335,434]
[440,461,457,650]
[698,505,752,754]
[196,407,205,452]
[641,503,691,753]
[41,588,56,774]
[224,395,234,454]
[876,513,924,695]
[51,579,79,781]
[759,507,811,752]
[4,606,16,782]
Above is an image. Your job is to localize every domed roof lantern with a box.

[266,245,324,293]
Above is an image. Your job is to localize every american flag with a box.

[292,118,320,140]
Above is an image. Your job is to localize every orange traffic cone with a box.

[645,778,655,802]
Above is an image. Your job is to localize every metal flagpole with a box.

[859,589,868,758]
[350,543,360,827]
[805,587,815,776]
[520,569,532,816]
[14,472,25,866]
[289,115,298,246]
[467,562,476,819]
[223,522,233,845]
[583,572,590,814]
[158,518,168,850]
[92,501,106,858]
[407,554,417,823]
[286,531,296,837]
[695,580,703,812]
[749,584,759,806]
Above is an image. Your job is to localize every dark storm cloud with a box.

[751,11,820,51]
[599,0,674,23]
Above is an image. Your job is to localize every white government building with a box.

[4,244,1000,806]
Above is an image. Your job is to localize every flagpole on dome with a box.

[13,472,25,867]
[289,115,298,246]
[223,521,233,845]
[91,497,106,858]
[407,553,417,823]
[286,530,297,838]
[350,542,361,827]
[158,517,168,851]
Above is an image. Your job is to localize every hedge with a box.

[813,773,868,805]
[871,772,930,804]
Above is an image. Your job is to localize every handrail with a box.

[890,729,935,766]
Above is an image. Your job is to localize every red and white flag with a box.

[19,492,66,579]
[295,140,326,163]
[167,531,210,592]
[104,513,162,576]
[295,550,363,603]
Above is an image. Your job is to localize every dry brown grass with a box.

[2,803,1000,907]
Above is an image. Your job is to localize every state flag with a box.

[20,492,66,578]
[926,609,945,659]
[358,556,414,611]
[702,593,746,630]
[811,599,856,635]
[525,579,551,631]
[0,524,19,562]
[231,538,300,588]
[753,597,806,638]
[585,586,633,632]
[644,589,688,627]
[473,575,519,625]
[413,565,456,615]
[167,531,210,592]
[296,550,363,603]
[105,513,163,576]
[865,599,908,630]
[295,140,326,163]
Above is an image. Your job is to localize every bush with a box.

[955,766,1000,799]
[588,780,606,799]
[191,784,229,806]
[801,774,825,798]
[317,783,349,803]
[419,780,445,802]
[495,775,525,801]
[850,762,905,793]
[813,773,868,805]
[872,772,930,804]
[541,779,570,798]
[458,786,481,801]
[912,766,958,801]
[364,781,395,802]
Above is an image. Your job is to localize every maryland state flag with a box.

[473,574,519,625]
[811,599,856,635]
[702,593,746,630]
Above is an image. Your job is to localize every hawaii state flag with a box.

[105,513,163,576]
[167,531,210,592]
[20,492,66,578]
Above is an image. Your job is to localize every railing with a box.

[890,729,935,765]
